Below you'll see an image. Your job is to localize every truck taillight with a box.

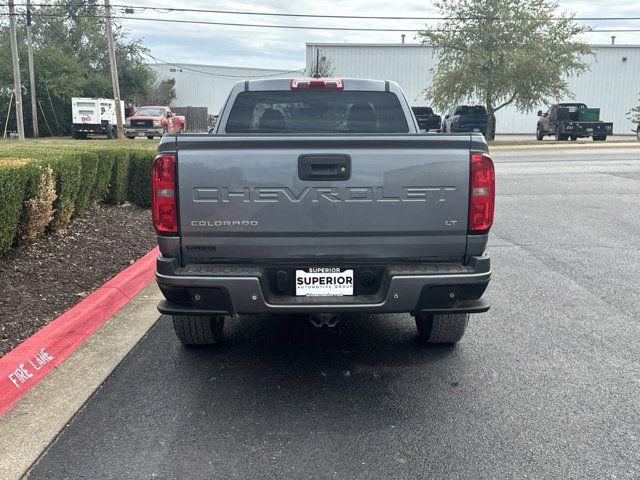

[151,154,177,234]
[469,152,495,234]
[290,79,344,90]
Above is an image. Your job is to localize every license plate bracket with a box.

[295,268,354,297]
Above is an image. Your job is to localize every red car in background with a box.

[125,106,185,139]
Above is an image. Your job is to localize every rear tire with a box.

[146,135,154,140]
[536,126,544,141]
[172,315,225,346]
[106,126,116,139]
[554,127,568,141]
[593,135,607,142]
[414,313,469,344]
[570,135,578,141]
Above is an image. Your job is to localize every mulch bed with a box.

[0,203,156,357]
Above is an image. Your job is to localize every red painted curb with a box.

[0,246,159,416]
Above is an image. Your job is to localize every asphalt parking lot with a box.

[28,147,640,479]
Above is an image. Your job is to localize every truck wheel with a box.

[554,127,567,141]
[172,315,225,346]
[146,135,154,140]
[536,125,544,141]
[593,135,607,142]
[570,135,578,141]
[414,313,469,344]
[126,135,135,140]
[106,126,116,139]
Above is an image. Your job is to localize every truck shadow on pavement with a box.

[28,314,480,479]
[158,313,473,433]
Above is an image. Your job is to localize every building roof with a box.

[306,42,640,48]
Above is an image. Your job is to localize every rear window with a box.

[455,106,487,115]
[558,104,587,112]
[412,107,434,116]
[225,91,409,133]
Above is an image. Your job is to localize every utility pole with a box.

[8,0,25,141]
[104,0,124,139]
[26,0,39,138]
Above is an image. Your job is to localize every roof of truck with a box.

[241,78,397,92]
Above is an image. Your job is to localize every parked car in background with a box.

[441,105,488,135]
[153,77,494,346]
[71,97,124,139]
[411,106,441,132]
[125,106,185,140]
[536,103,613,141]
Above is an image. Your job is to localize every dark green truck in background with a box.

[536,103,613,141]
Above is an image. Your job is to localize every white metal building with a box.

[306,43,640,134]
[148,63,299,116]
[149,44,639,134]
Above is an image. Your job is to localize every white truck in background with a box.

[71,97,125,139]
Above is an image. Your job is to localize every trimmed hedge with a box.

[74,152,100,216]
[92,148,115,201]
[20,162,56,241]
[105,150,130,205]
[127,150,155,207]
[0,160,29,254]
[0,141,156,255]
[49,154,82,233]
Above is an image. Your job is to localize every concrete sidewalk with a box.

[0,283,162,480]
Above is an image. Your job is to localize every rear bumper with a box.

[451,126,487,134]
[72,123,109,133]
[156,256,491,316]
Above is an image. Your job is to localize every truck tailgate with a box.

[175,135,478,263]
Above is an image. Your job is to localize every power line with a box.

[144,52,305,78]
[9,2,640,21]
[3,11,640,33]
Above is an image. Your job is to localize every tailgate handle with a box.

[298,154,351,181]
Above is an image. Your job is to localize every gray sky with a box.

[117,0,640,70]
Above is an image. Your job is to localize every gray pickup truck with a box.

[152,78,494,346]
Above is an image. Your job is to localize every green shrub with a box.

[92,149,115,201]
[48,154,82,233]
[20,162,56,241]
[0,141,157,254]
[105,150,129,205]
[0,160,29,254]
[126,150,155,207]
[74,151,99,216]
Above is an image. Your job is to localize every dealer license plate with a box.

[295,268,354,297]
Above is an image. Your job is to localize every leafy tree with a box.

[307,51,335,77]
[629,95,640,133]
[135,78,177,106]
[418,0,593,140]
[0,0,155,136]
